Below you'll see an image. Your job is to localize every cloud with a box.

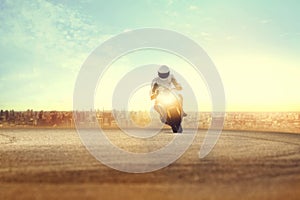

[0,0,108,71]
[189,5,199,11]
[225,35,234,40]
[279,32,300,38]
[167,0,174,6]
[260,19,271,24]
[200,32,210,36]
[0,0,112,110]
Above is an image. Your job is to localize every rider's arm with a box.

[151,79,159,100]
[171,76,182,90]
[152,83,159,93]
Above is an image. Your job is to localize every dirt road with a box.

[1,129,300,199]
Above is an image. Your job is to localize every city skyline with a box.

[0,0,300,111]
[1,109,299,134]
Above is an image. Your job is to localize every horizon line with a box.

[1,109,300,113]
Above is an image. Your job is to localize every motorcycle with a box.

[151,87,183,133]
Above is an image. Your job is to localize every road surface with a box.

[0,129,300,200]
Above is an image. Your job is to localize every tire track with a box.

[0,133,16,145]
[224,132,300,160]
[225,132,300,146]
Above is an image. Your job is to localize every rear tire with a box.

[171,123,183,133]
[171,125,177,133]
[177,124,183,133]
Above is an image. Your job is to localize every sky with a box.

[0,0,300,111]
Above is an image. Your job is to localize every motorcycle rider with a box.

[150,65,187,122]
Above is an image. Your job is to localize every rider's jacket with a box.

[151,74,180,94]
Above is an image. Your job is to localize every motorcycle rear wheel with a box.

[171,123,183,133]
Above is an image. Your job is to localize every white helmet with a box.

[158,65,170,79]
